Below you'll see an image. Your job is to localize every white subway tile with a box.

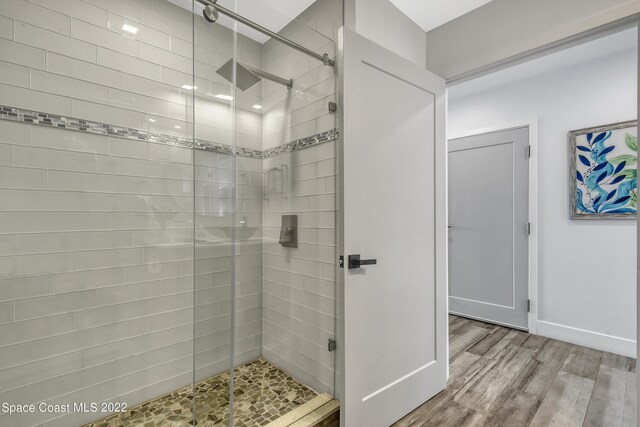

[31,69,110,104]
[109,13,171,51]
[71,18,140,57]
[0,16,11,40]
[72,99,141,129]
[0,38,46,70]
[0,313,72,346]
[108,313,172,341]
[0,212,109,233]
[121,73,186,105]
[141,43,191,74]
[0,302,12,324]
[101,356,191,400]
[60,231,132,251]
[109,88,175,119]
[72,302,141,330]
[0,0,70,35]
[108,211,192,231]
[30,118,107,155]
[14,21,96,63]
[0,166,47,189]
[141,292,193,316]
[63,357,133,393]
[13,145,93,171]
[48,170,122,193]
[14,290,97,321]
[0,275,49,301]
[143,2,193,41]
[134,340,192,371]
[148,143,192,164]
[0,144,10,165]
[122,176,193,197]
[171,36,192,59]
[0,60,29,87]
[0,83,72,116]
[0,232,60,257]
[107,137,149,159]
[32,0,110,28]
[81,0,144,23]
[0,377,62,407]
[50,267,124,294]
[0,189,82,211]
[83,193,150,212]
[0,352,83,393]
[96,157,191,181]
[83,335,150,368]
[72,248,143,271]
[131,229,193,247]
[97,47,162,82]
[31,326,110,360]
[123,261,184,284]
[46,52,122,88]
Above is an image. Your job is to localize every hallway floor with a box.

[394,315,637,427]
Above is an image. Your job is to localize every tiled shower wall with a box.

[260,0,341,394]
[0,0,263,425]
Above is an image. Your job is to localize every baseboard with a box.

[536,320,636,358]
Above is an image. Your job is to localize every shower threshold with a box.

[83,359,318,427]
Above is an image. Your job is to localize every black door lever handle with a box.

[348,254,377,269]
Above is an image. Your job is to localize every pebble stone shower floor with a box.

[84,359,318,427]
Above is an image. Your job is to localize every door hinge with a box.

[527,299,531,313]
[328,101,337,113]
[527,145,531,158]
[328,339,337,352]
[526,222,531,235]
[339,255,344,268]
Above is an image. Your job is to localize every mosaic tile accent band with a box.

[0,105,337,159]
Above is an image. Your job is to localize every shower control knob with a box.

[348,254,377,270]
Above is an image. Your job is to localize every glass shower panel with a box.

[191,2,237,426]
[194,0,343,424]
[258,0,340,399]
[0,0,203,426]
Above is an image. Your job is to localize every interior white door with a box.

[339,28,447,427]
[448,127,529,330]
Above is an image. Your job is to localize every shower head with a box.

[203,4,219,23]
[216,59,262,92]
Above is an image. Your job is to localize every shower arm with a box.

[243,63,293,88]
[195,0,335,67]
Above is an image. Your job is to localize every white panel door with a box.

[448,127,529,330]
[339,28,447,427]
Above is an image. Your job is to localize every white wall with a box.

[448,42,637,356]
[344,0,426,67]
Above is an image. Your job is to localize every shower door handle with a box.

[348,254,377,269]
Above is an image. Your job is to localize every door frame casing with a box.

[448,118,539,333]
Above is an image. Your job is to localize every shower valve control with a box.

[348,254,377,269]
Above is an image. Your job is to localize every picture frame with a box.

[569,120,637,220]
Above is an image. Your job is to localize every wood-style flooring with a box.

[394,315,637,427]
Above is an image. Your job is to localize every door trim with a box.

[448,118,539,334]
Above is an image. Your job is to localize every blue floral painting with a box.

[571,121,637,219]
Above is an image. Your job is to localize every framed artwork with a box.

[570,120,637,219]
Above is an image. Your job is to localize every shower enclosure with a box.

[0,0,341,425]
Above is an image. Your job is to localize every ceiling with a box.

[388,0,494,32]
[168,0,317,43]
[449,27,638,100]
